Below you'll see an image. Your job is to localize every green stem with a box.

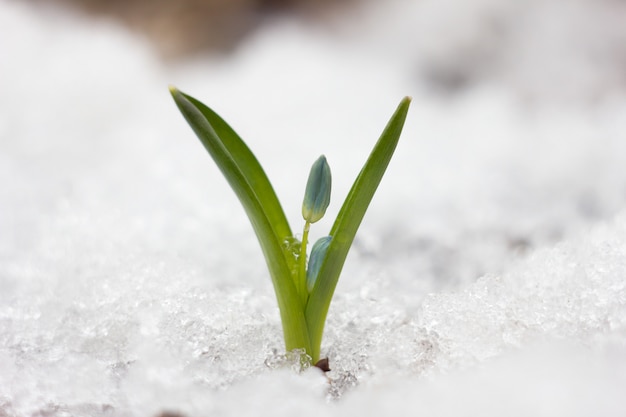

[298,221,310,305]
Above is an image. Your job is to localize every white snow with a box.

[1,0,626,416]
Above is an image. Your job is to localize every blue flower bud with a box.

[306,236,332,293]
[302,155,331,223]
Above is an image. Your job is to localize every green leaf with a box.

[169,86,310,353]
[305,97,411,362]
[173,88,293,249]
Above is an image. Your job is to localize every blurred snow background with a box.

[1,0,626,416]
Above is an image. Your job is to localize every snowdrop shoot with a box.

[170,86,410,365]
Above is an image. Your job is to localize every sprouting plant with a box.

[169,87,410,366]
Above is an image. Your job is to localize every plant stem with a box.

[298,221,311,305]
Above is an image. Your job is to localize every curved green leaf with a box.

[170,87,310,352]
[180,93,292,237]
[305,97,411,362]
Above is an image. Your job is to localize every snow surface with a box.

[1,0,626,415]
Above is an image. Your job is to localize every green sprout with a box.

[169,86,410,365]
